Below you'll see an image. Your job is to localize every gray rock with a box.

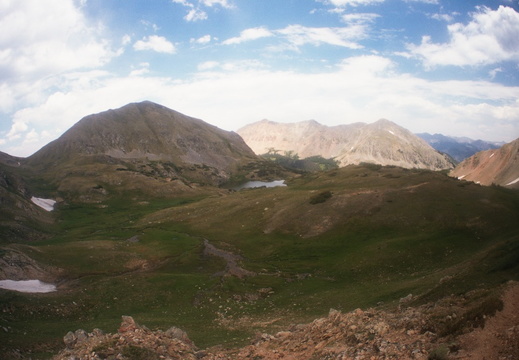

[165,326,191,344]
[63,331,76,349]
[74,329,88,344]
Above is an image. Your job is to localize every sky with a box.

[1,0,519,157]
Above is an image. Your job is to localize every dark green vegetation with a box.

[261,151,340,172]
[1,164,519,359]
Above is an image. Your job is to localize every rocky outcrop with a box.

[238,119,454,170]
[450,138,519,188]
[53,282,519,360]
[0,248,62,282]
[55,316,199,360]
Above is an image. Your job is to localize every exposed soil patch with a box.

[203,239,256,278]
[453,282,519,359]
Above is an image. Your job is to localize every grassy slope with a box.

[1,164,519,358]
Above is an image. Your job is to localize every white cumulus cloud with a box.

[325,0,385,7]
[409,6,519,67]
[223,27,273,45]
[0,0,117,82]
[172,0,233,22]
[133,35,176,53]
[276,24,366,49]
[201,0,233,8]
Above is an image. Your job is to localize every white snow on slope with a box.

[0,280,56,293]
[506,177,519,186]
[31,197,56,211]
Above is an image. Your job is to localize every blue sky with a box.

[1,0,519,156]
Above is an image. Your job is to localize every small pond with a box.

[0,280,57,293]
[233,180,287,191]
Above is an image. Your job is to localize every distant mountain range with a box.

[1,102,516,201]
[416,133,504,163]
[238,119,455,171]
[450,138,519,189]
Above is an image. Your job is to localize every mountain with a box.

[0,158,53,243]
[417,133,503,162]
[24,101,276,200]
[28,101,255,169]
[237,119,454,170]
[450,138,519,188]
[0,151,22,167]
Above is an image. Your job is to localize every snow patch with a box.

[0,280,56,293]
[31,197,56,211]
[489,153,495,158]
[506,177,519,186]
[457,175,466,180]
[387,130,395,135]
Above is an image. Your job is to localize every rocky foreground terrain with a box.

[54,282,519,360]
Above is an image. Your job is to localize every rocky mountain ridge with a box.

[450,138,519,188]
[237,119,454,170]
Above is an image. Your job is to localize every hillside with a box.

[417,133,502,163]
[450,138,519,188]
[0,161,54,244]
[237,119,454,170]
[1,164,518,359]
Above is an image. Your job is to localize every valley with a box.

[0,102,518,359]
[1,164,519,359]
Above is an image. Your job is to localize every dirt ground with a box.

[454,281,519,360]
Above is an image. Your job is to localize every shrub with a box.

[309,190,333,204]
[121,345,159,360]
[428,344,449,360]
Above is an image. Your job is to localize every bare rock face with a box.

[0,248,61,282]
[450,138,519,188]
[238,119,454,170]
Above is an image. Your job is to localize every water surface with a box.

[233,180,286,190]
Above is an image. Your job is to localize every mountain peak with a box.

[373,118,394,125]
[26,102,260,194]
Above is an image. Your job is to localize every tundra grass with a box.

[1,165,519,358]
